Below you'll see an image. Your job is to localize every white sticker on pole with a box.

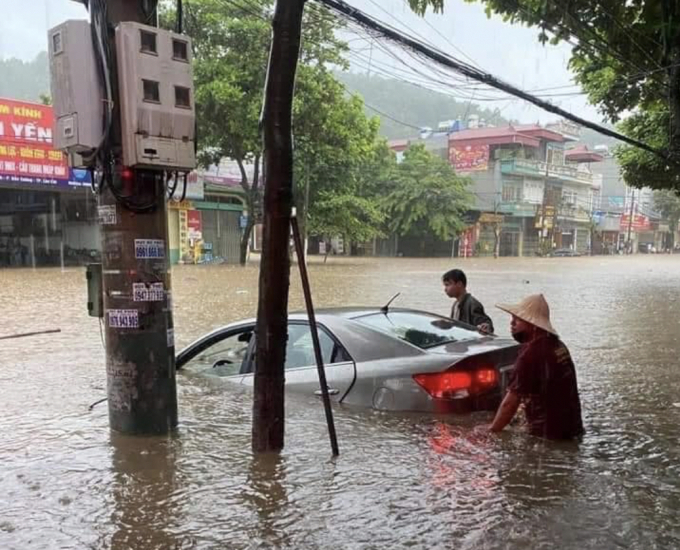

[108,309,139,329]
[132,282,165,302]
[98,205,117,225]
[134,239,166,260]
[167,328,175,348]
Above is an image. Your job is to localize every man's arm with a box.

[489,391,520,432]
[470,298,494,334]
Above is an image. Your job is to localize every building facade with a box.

[447,123,602,257]
[0,98,98,268]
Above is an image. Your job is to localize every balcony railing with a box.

[501,159,598,186]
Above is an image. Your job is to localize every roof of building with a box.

[565,145,604,163]
[448,125,542,148]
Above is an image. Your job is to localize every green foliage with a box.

[407,0,445,15]
[382,144,472,240]
[407,0,679,191]
[616,105,680,191]
[653,189,680,230]
[162,0,369,261]
[0,53,49,102]
[308,192,385,243]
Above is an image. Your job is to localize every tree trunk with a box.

[237,156,260,266]
[240,218,255,265]
[252,0,306,454]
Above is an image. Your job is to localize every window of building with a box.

[140,30,158,55]
[143,79,161,103]
[562,190,577,207]
[547,147,565,166]
[172,39,189,61]
[174,86,191,109]
[502,181,522,202]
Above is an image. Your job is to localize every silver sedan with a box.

[176,308,519,414]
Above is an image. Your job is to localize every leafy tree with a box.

[165,0,382,264]
[654,189,680,247]
[0,53,49,102]
[407,0,680,192]
[382,144,472,241]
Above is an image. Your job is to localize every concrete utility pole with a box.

[100,1,178,434]
[252,0,306,453]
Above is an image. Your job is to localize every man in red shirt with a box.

[488,294,584,440]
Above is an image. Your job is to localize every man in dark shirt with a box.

[442,268,494,334]
[488,294,584,440]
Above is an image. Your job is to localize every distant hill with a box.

[0,53,50,103]
[337,71,624,150]
[577,126,620,152]
[337,71,513,139]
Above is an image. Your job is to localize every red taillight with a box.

[414,367,498,400]
[413,371,472,399]
[475,368,498,386]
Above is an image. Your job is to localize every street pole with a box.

[100,1,178,434]
[253,0,306,453]
[627,189,636,254]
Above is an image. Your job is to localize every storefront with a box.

[0,98,97,267]
[167,173,245,265]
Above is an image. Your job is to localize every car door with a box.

[176,324,256,383]
[241,321,356,402]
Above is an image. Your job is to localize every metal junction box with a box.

[48,19,103,156]
[86,263,103,318]
[115,22,196,171]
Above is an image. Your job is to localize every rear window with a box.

[355,311,483,349]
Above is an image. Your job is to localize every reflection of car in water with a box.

[549,248,580,257]
[177,308,520,414]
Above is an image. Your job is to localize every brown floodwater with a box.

[1,255,679,549]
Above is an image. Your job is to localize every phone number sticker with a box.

[108,309,139,329]
[132,282,165,302]
[134,239,165,259]
[98,205,117,225]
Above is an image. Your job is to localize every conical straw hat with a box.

[496,294,558,336]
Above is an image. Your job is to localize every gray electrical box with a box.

[86,263,103,318]
[48,19,103,157]
[116,22,196,170]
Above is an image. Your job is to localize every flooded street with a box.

[1,256,680,549]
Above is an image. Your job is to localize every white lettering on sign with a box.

[134,239,166,260]
[98,205,117,225]
[132,282,165,302]
[167,328,175,348]
[108,309,139,329]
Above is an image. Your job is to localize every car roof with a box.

[289,306,447,321]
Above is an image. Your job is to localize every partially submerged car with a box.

[177,308,519,414]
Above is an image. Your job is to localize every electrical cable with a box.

[315,0,673,164]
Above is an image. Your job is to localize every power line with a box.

[314,0,672,164]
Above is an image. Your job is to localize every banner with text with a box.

[449,143,490,173]
[0,98,89,188]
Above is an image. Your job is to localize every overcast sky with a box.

[0,0,600,125]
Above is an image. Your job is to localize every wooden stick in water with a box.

[0,329,62,341]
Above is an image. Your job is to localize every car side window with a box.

[284,324,351,370]
[182,330,253,376]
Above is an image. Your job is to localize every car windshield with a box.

[354,311,483,349]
